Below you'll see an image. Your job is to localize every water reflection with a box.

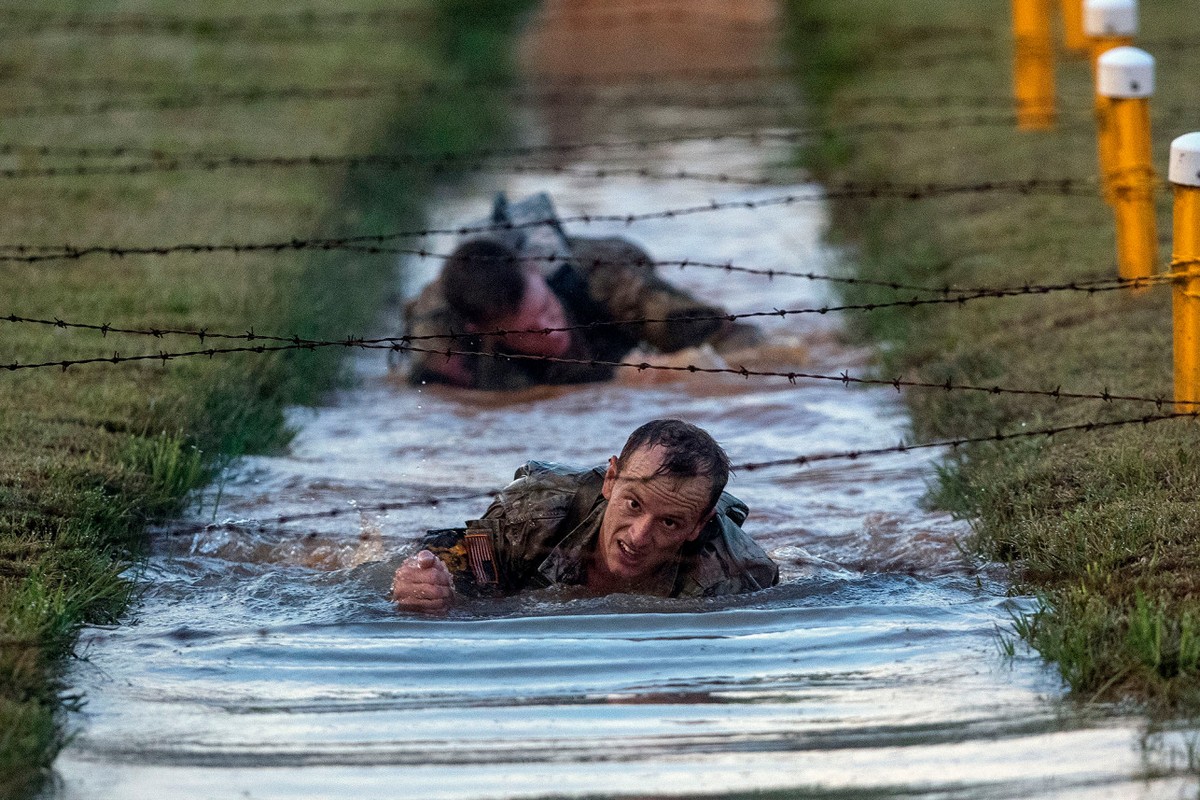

[48,1,1200,798]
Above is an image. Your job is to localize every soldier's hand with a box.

[391,550,455,613]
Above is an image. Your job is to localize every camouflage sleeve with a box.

[569,237,729,353]
[403,280,477,387]
[420,483,531,596]
[420,527,504,597]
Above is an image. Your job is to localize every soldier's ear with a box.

[601,456,619,500]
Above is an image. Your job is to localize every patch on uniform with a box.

[464,530,500,586]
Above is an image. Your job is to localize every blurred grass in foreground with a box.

[0,1,532,796]
[782,0,1200,708]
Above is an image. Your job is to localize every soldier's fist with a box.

[391,550,455,613]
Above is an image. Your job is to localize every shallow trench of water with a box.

[48,2,1200,798]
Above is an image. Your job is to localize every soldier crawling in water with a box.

[401,192,762,390]
[391,419,779,612]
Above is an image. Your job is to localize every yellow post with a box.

[1084,0,1137,203]
[1012,0,1056,130]
[1097,47,1156,282]
[1060,0,1088,54]
[1171,133,1200,409]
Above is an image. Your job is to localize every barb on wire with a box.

[0,180,1100,264]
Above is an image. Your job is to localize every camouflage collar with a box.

[535,497,682,597]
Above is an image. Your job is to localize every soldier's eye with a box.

[627,498,640,511]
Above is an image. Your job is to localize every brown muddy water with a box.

[49,2,1200,798]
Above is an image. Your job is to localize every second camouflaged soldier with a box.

[402,192,761,390]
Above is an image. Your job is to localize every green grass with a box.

[782,0,1200,707]
[0,1,532,796]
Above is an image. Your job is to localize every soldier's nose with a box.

[627,518,654,548]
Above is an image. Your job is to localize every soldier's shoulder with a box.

[510,460,603,488]
[676,495,778,597]
[494,461,603,523]
[566,236,653,273]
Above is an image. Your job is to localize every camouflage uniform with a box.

[403,237,759,390]
[422,461,779,598]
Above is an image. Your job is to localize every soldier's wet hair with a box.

[617,419,731,513]
[442,238,525,325]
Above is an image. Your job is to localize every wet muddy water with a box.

[50,2,1199,798]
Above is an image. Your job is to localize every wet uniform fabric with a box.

[422,461,779,598]
[403,237,758,390]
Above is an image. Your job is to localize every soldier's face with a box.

[490,270,571,357]
[595,446,714,588]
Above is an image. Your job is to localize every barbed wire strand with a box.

[0,180,1101,264]
[2,65,798,96]
[735,410,1200,470]
[9,81,1195,121]
[351,248,1173,297]
[2,267,1174,344]
[150,409,1200,534]
[0,6,779,38]
[10,82,1195,126]
[0,72,1096,109]
[0,122,1133,182]
[0,129,807,165]
[0,90,799,119]
[0,159,802,185]
[0,330,1182,410]
[0,72,806,115]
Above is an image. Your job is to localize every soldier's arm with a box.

[390,521,508,613]
[571,237,739,353]
[392,465,567,613]
[398,525,506,599]
[403,283,477,387]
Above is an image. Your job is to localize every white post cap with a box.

[1083,0,1138,37]
[1097,46,1154,98]
[1170,133,1200,187]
